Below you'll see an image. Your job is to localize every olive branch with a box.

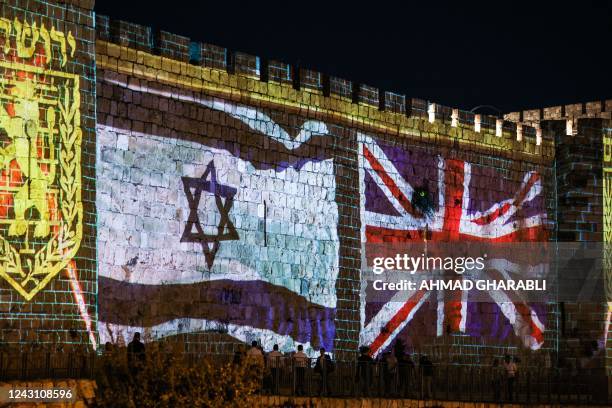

[0,237,22,278]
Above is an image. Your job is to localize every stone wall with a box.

[543,117,611,374]
[0,1,609,375]
[0,0,97,349]
[93,17,558,363]
[253,395,605,408]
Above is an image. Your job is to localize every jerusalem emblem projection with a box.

[0,18,82,301]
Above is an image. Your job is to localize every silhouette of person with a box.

[314,347,333,396]
[127,332,145,377]
[293,345,308,396]
[503,354,517,402]
[246,340,264,391]
[419,354,433,399]
[355,346,373,397]
[267,344,283,394]
[492,358,503,401]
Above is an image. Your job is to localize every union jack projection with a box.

[358,134,548,358]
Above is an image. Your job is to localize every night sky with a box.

[94,1,611,113]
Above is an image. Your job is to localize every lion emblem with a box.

[0,77,56,238]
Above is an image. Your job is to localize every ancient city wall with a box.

[94,16,560,363]
[0,1,610,376]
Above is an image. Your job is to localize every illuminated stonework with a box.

[0,20,82,301]
[605,175,612,302]
[604,133,612,301]
[604,131,612,374]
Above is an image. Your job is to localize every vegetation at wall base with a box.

[94,345,260,408]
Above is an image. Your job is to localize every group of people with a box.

[356,344,434,398]
[239,341,334,396]
[240,340,439,398]
[240,340,524,401]
[117,333,522,402]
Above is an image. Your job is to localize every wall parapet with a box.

[505,101,612,133]
[94,15,554,163]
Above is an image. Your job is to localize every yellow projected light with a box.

[605,132,612,305]
[0,20,82,301]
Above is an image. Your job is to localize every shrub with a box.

[95,344,259,408]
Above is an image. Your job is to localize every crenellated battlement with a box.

[94,15,558,162]
[505,101,612,136]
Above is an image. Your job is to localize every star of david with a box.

[181,161,239,269]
